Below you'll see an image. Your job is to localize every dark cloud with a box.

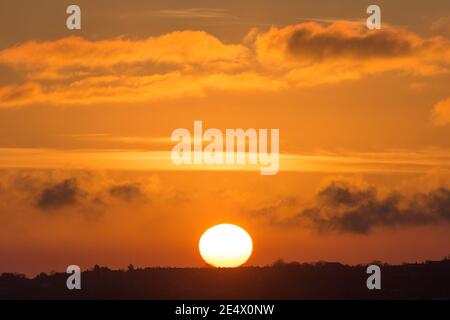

[108,183,143,202]
[288,27,413,60]
[13,172,43,194]
[255,181,450,234]
[317,182,376,207]
[0,171,165,217]
[250,197,297,219]
[37,178,81,210]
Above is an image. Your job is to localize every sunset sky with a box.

[0,0,449,275]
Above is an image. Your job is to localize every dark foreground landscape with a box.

[1,260,449,299]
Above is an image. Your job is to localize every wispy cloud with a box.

[0,22,448,107]
[149,8,236,19]
[432,97,450,126]
[296,17,365,24]
[0,148,449,174]
[61,134,172,145]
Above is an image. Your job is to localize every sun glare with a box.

[199,224,253,268]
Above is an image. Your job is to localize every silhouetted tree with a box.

[272,259,286,267]
[1,260,449,299]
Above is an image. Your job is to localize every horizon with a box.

[5,256,450,278]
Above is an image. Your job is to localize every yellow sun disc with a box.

[199,224,253,268]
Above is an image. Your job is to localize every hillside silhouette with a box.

[1,259,449,299]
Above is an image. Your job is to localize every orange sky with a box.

[0,0,449,275]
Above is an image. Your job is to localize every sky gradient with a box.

[0,0,449,275]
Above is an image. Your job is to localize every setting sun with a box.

[199,224,253,268]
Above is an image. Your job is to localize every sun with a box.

[199,224,253,268]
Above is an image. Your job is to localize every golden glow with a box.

[199,224,253,268]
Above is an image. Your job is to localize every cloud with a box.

[148,8,235,19]
[254,181,450,234]
[255,22,446,61]
[37,178,81,210]
[287,23,413,59]
[36,178,150,210]
[250,197,297,224]
[0,83,42,106]
[430,17,450,37]
[108,183,144,202]
[2,148,450,174]
[0,22,448,107]
[254,22,450,84]
[432,97,450,126]
[317,181,377,207]
[0,170,176,216]
[0,33,249,71]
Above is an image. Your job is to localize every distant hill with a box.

[1,260,450,299]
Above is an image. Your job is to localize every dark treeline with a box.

[1,259,449,299]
